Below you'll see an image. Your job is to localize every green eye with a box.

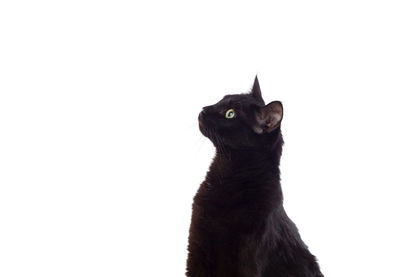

[225,109,235,119]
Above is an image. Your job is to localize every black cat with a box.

[186,77,323,277]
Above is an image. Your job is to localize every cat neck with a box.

[203,137,284,206]
[207,143,283,184]
[218,147,279,169]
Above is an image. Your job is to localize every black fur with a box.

[186,77,323,277]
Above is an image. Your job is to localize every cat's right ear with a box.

[253,101,283,134]
[251,76,264,103]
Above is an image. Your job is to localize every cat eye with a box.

[225,109,236,119]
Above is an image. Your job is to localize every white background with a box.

[1,1,399,276]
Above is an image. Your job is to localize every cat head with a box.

[198,76,283,151]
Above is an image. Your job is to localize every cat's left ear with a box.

[253,101,283,134]
[251,76,264,104]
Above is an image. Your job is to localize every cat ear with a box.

[251,76,264,103]
[253,101,283,134]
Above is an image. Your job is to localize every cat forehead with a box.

[222,94,246,101]
[218,94,258,106]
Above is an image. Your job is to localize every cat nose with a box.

[199,107,210,121]
[199,110,206,121]
[201,106,212,114]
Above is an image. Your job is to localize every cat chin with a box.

[198,118,204,130]
[198,122,209,139]
[198,116,211,139]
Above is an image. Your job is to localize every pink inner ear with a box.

[254,102,283,134]
[270,112,281,125]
